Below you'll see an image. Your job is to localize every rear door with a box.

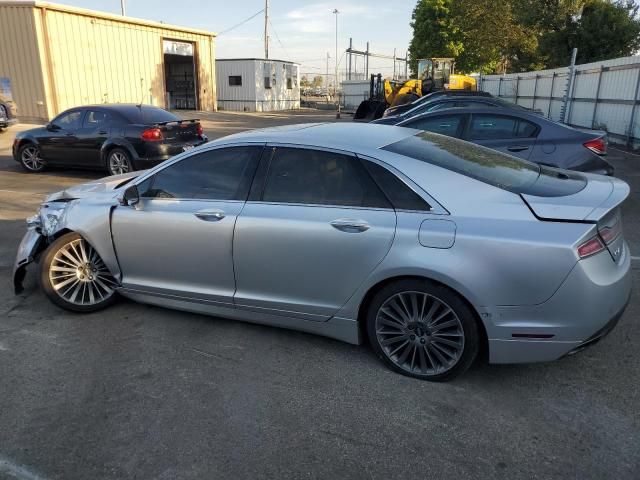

[232,146,397,321]
[74,109,113,167]
[464,113,538,160]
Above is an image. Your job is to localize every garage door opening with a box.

[163,40,197,110]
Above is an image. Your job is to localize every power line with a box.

[268,18,292,62]
[218,8,265,35]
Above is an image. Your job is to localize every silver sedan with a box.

[14,123,631,381]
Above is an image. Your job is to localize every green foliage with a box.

[408,0,640,74]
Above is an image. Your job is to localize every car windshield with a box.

[382,132,587,197]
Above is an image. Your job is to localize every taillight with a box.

[141,128,163,141]
[584,137,606,155]
[196,123,203,136]
[577,236,605,258]
[598,218,621,245]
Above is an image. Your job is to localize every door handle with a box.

[98,130,108,135]
[194,209,225,222]
[65,133,75,137]
[507,145,529,152]
[330,218,370,233]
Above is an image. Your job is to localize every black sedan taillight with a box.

[141,128,163,141]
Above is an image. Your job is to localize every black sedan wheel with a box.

[19,143,45,172]
[40,233,119,313]
[106,148,133,176]
[367,279,480,381]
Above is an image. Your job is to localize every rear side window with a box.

[83,110,111,128]
[468,114,538,140]
[363,160,431,211]
[141,146,262,200]
[403,114,463,138]
[382,132,586,197]
[262,148,391,208]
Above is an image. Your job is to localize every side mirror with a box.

[120,185,140,207]
[46,123,60,132]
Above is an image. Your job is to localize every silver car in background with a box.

[14,123,631,381]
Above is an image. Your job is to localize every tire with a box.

[40,232,119,313]
[18,143,46,173]
[366,279,480,381]
[106,148,133,176]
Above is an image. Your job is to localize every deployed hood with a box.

[522,174,629,222]
[45,170,146,202]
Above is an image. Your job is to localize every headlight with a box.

[39,202,69,236]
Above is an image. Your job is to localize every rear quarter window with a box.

[382,132,586,197]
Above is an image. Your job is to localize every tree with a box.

[408,0,464,76]
[540,0,640,67]
[312,76,324,88]
[300,76,311,88]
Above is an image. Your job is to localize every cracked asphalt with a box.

[0,111,638,480]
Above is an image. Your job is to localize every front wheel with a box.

[366,279,480,381]
[40,233,119,312]
[19,143,45,172]
[106,148,133,176]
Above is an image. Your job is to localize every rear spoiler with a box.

[584,177,629,222]
[153,119,200,127]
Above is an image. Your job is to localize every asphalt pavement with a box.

[0,111,638,480]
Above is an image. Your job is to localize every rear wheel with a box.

[19,143,45,172]
[366,279,480,381]
[106,148,133,176]
[40,233,119,312]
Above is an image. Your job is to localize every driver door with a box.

[39,109,84,164]
[111,145,264,305]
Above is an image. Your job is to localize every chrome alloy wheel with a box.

[21,145,44,171]
[375,291,465,376]
[108,151,130,175]
[48,238,117,306]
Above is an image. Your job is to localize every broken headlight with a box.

[39,202,69,236]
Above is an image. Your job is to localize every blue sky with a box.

[53,0,416,79]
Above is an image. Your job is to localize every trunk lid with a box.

[157,119,202,142]
[521,173,629,222]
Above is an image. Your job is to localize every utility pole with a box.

[120,0,126,15]
[326,52,330,95]
[333,9,340,118]
[264,0,269,59]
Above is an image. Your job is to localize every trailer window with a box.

[229,76,242,86]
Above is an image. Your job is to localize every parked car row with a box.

[370,91,614,175]
[12,104,208,175]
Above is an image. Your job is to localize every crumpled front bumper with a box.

[13,227,45,294]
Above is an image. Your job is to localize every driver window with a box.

[54,111,83,129]
[140,146,262,201]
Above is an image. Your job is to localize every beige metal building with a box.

[0,1,217,123]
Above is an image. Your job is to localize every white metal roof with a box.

[0,0,216,37]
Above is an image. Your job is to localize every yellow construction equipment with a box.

[353,57,477,121]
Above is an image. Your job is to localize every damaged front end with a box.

[13,199,75,293]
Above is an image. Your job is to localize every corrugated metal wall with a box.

[216,59,300,112]
[481,55,640,146]
[0,4,48,122]
[216,60,257,111]
[0,2,217,122]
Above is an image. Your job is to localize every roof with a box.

[0,1,216,37]
[219,123,418,151]
[217,58,299,65]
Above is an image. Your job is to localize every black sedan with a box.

[12,104,208,175]
[396,107,613,175]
